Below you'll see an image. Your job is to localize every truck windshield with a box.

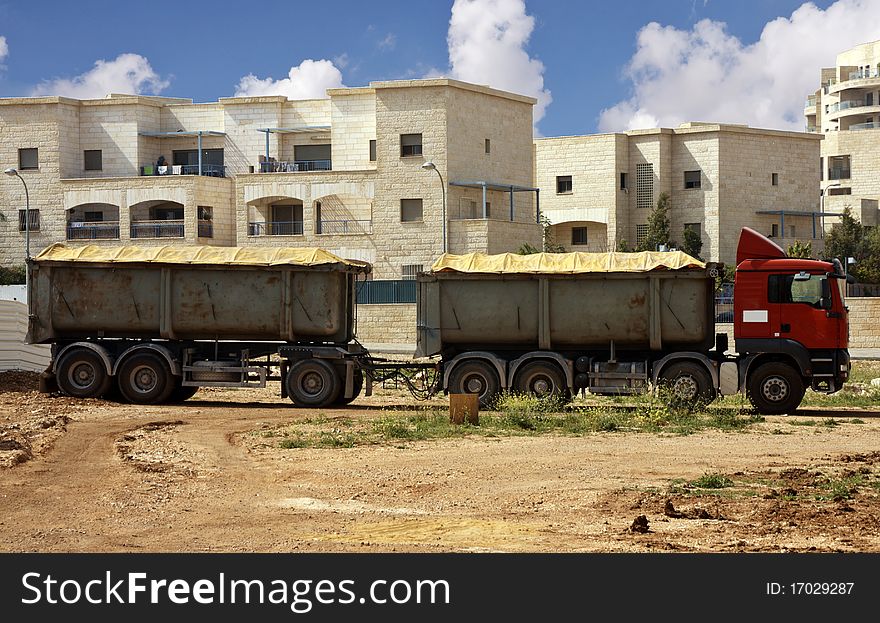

[768,274,826,307]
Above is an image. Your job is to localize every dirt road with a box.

[1,379,879,552]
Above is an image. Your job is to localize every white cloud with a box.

[378,33,397,50]
[235,59,344,99]
[599,0,880,132]
[445,0,552,126]
[0,36,8,65]
[333,53,350,69]
[30,53,169,98]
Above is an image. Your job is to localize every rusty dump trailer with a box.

[417,250,723,405]
[28,244,375,406]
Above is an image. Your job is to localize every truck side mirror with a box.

[821,279,833,310]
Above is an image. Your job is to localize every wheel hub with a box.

[762,376,788,402]
[132,365,158,393]
[465,376,485,394]
[532,378,551,396]
[70,363,96,389]
[302,371,324,396]
[671,375,698,400]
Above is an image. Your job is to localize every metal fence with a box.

[259,160,331,173]
[66,222,120,240]
[130,220,185,239]
[356,279,417,304]
[247,221,304,236]
[317,219,372,235]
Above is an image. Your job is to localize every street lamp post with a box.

[4,168,31,290]
[421,162,447,254]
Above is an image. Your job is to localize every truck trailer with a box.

[417,227,850,415]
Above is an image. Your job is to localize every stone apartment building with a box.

[804,39,880,231]
[0,79,541,279]
[535,123,824,264]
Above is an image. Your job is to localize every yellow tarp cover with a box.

[34,244,370,270]
[431,250,705,274]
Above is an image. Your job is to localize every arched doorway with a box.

[66,203,120,240]
[129,200,186,239]
[247,195,305,236]
[313,194,373,235]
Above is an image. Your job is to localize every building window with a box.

[828,187,851,195]
[400,198,423,222]
[636,163,653,209]
[400,134,423,157]
[18,209,40,232]
[828,155,851,180]
[789,225,796,238]
[485,138,491,154]
[198,206,213,238]
[369,140,377,162]
[556,175,572,194]
[84,211,104,222]
[571,227,588,246]
[402,264,423,280]
[636,224,648,246]
[771,172,779,186]
[684,170,702,189]
[83,150,102,171]
[684,222,701,237]
[18,148,38,171]
[820,157,823,180]
[620,172,628,190]
[770,223,779,238]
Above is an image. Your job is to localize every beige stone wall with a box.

[355,303,417,345]
[669,134,719,259]
[330,91,376,171]
[846,297,880,348]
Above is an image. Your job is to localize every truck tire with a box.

[117,352,175,405]
[657,361,715,408]
[286,359,341,407]
[448,360,500,408]
[168,383,199,403]
[333,369,363,406]
[513,361,569,401]
[747,362,805,415]
[56,348,112,399]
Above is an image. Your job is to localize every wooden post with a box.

[449,393,479,425]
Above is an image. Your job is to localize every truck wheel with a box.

[286,359,341,407]
[56,348,111,399]
[117,352,175,405]
[334,369,363,406]
[658,362,715,407]
[448,360,500,408]
[747,362,805,415]
[513,361,569,401]
[168,384,199,403]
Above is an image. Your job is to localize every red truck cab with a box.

[733,228,850,413]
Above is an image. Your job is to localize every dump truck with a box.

[417,228,851,415]
[27,244,381,406]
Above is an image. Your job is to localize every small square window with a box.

[18,209,40,231]
[401,198,423,222]
[684,170,701,189]
[369,140,376,162]
[771,172,779,186]
[620,172,628,190]
[556,175,572,194]
[402,264,423,280]
[571,227,588,246]
[84,149,102,171]
[485,138,491,154]
[400,134,423,157]
[18,148,39,170]
[770,223,779,238]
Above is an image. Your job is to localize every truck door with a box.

[769,272,839,349]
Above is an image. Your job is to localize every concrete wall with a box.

[847,297,880,348]
[356,303,417,345]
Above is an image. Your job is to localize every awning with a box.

[449,180,541,223]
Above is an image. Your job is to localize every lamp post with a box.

[4,168,30,291]
[421,162,447,254]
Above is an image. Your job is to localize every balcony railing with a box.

[66,221,120,240]
[804,96,817,108]
[805,126,818,133]
[130,220,185,239]
[828,167,851,180]
[197,219,213,238]
[848,122,877,131]
[828,100,869,113]
[259,160,331,173]
[356,280,417,304]
[247,221,304,236]
[848,70,880,81]
[317,219,372,235]
[140,164,227,177]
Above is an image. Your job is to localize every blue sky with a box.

[1,0,872,135]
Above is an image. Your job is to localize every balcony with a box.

[805,126,818,133]
[66,221,120,240]
[258,160,331,173]
[804,95,817,109]
[317,219,372,235]
[848,122,877,131]
[828,100,867,113]
[140,164,227,178]
[247,221,304,236]
[130,220,185,239]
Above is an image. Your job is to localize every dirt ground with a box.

[1,372,879,553]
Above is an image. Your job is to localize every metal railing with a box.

[804,96,817,108]
[356,279,417,304]
[828,100,869,113]
[317,219,372,235]
[198,220,213,238]
[130,220,185,239]
[828,167,851,180]
[848,70,879,81]
[66,221,120,240]
[140,164,227,177]
[247,221,304,236]
[848,122,877,131]
[259,160,331,173]
[805,126,818,133]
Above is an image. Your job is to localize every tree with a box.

[616,239,633,252]
[637,192,672,252]
[519,215,565,254]
[786,240,813,259]
[0,265,26,285]
[857,226,880,284]
[681,227,703,260]
[822,207,862,266]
